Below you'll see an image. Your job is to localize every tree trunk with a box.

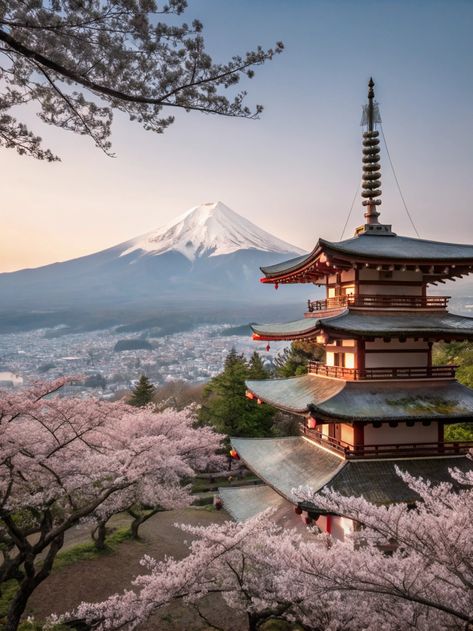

[92,520,108,550]
[130,516,144,540]
[6,534,64,631]
[128,507,161,540]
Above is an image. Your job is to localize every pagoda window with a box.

[406,420,415,427]
[372,421,382,428]
[388,421,398,428]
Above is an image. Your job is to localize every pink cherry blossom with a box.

[0,379,223,631]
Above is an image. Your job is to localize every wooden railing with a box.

[308,361,457,380]
[348,295,449,309]
[302,427,473,459]
[306,295,449,312]
[307,297,348,311]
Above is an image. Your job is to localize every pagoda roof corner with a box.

[259,232,473,284]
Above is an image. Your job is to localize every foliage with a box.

[434,340,473,388]
[0,379,222,630]
[445,423,473,442]
[128,374,155,407]
[69,461,473,631]
[199,349,275,438]
[434,341,473,440]
[274,340,324,377]
[153,380,204,411]
[0,0,283,160]
[247,351,271,380]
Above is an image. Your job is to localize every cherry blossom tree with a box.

[91,405,223,546]
[0,379,222,631]
[71,460,473,631]
[0,0,283,160]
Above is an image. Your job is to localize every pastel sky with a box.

[2,0,473,272]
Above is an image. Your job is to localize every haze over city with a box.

[2,0,473,272]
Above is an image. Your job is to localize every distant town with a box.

[0,324,288,396]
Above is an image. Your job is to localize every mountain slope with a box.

[0,202,307,310]
[120,201,304,261]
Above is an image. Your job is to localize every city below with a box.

[0,324,289,396]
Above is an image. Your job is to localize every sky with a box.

[2,0,473,272]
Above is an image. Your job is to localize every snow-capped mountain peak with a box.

[120,201,305,261]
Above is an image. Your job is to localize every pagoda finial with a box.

[361,77,382,225]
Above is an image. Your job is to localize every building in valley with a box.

[224,79,473,539]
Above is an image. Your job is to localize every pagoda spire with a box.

[361,78,382,225]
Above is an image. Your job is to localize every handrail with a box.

[302,426,473,459]
[307,295,449,312]
[348,295,449,309]
[307,297,348,311]
[308,361,457,380]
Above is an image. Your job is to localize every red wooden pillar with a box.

[353,422,364,449]
[326,514,332,535]
[356,339,365,372]
[438,421,444,444]
[427,341,433,368]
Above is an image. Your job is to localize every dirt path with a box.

[27,508,247,630]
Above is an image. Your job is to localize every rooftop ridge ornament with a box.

[356,78,394,237]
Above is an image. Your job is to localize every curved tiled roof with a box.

[246,374,345,414]
[323,234,473,261]
[250,310,473,340]
[246,374,473,421]
[230,437,472,506]
[218,485,288,522]
[230,437,344,501]
[251,318,319,339]
[322,310,473,337]
[261,233,473,279]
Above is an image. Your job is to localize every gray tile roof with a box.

[230,437,472,507]
[246,374,345,414]
[246,375,473,421]
[261,233,473,278]
[323,456,472,504]
[251,318,317,338]
[323,310,473,337]
[231,437,344,501]
[218,484,287,522]
[322,234,473,262]
[250,310,473,340]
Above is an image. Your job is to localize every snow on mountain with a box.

[120,201,305,261]
[0,201,308,311]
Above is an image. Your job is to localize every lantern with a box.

[257,398,263,405]
[294,506,303,515]
[229,448,240,460]
[266,344,271,352]
[307,417,317,429]
[245,391,255,400]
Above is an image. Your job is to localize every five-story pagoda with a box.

[226,79,473,539]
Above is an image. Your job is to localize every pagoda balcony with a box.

[308,361,457,380]
[302,426,473,459]
[306,295,449,314]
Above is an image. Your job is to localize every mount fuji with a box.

[0,202,307,311]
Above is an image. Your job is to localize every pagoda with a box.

[226,79,473,539]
